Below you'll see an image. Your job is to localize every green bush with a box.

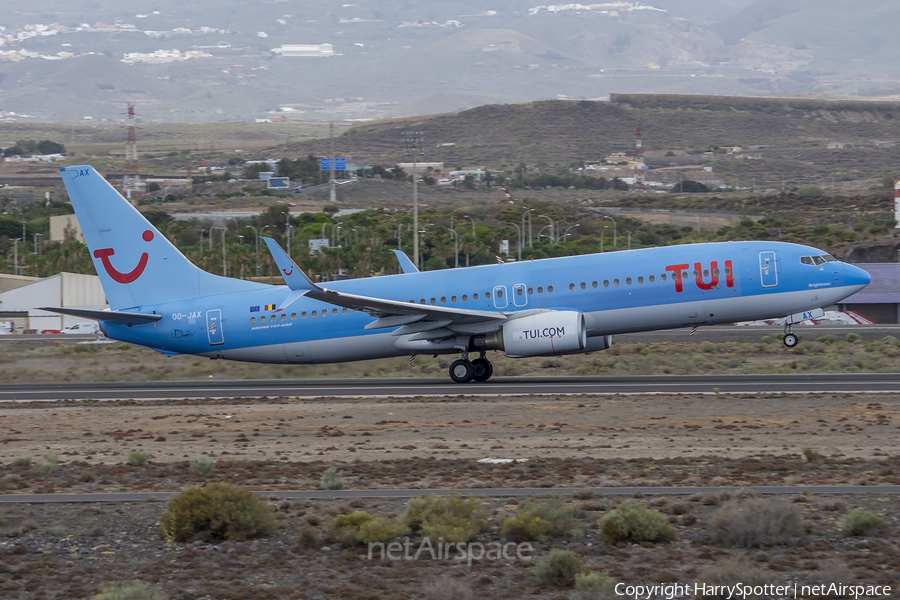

[92,580,167,600]
[189,456,214,476]
[422,576,475,600]
[359,516,410,544]
[502,495,577,542]
[159,482,277,542]
[127,450,152,466]
[534,549,586,588]
[296,524,318,549]
[400,494,489,542]
[841,509,885,536]
[320,466,345,490]
[708,498,804,547]
[11,456,32,467]
[802,447,824,463]
[501,514,553,543]
[326,510,408,545]
[575,570,617,600]
[597,501,676,544]
[35,454,59,474]
[846,333,861,343]
[699,559,777,599]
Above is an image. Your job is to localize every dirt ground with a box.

[1,392,899,600]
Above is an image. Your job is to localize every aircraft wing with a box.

[39,306,163,325]
[261,237,506,336]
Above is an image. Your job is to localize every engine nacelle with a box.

[477,311,587,358]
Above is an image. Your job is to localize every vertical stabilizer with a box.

[60,165,259,310]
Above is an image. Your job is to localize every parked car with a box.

[62,321,101,335]
[41,329,62,334]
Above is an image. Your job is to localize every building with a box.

[0,272,107,332]
[272,44,334,57]
[49,214,84,243]
[838,263,900,324]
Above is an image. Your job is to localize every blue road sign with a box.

[320,158,347,170]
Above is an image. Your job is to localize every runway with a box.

[2,485,899,504]
[1,373,900,401]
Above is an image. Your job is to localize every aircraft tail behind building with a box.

[60,165,260,310]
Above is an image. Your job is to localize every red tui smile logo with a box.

[94,230,154,284]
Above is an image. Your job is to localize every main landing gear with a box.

[783,324,799,348]
[449,351,494,383]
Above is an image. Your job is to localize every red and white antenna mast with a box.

[634,123,645,190]
[123,103,143,201]
[894,179,900,229]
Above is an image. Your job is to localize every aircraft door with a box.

[759,251,778,288]
[512,283,528,307]
[493,285,508,309]
[206,309,225,346]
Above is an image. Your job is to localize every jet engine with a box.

[474,311,587,357]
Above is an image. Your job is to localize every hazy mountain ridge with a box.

[1,0,899,123]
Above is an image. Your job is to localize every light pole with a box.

[562,223,580,243]
[463,215,475,238]
[522,208,535,248]
[212,226,226,276]
[507,222,521,262]
[603,215,617,247]
[627,231,632,250]
[538,215,555,243]
[419,223,435,270]
[402,131,424,269]
[33,233,43,256]
[199,228,206,252]
[12,238,20,276]
[449,228,459,268]
[601,226,608,253]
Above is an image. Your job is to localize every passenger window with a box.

[301,311,307,319]
[713,269,719,276]
[331,308,338,316]
[661,274,667,282]
[261,315,267,323]
[440,296,447,304]
[420,298,426,304]
[451,295,457,303]
[473,293,479,300]
[281,313,287,322]
[614,279,620,287]
[527,287,534,295]
[580,282,586,290]
[569,283,576,291]
[638,276,644,284]
[342,308,348,314]
[462,294,468,302]
[603,280,609,288]
[321,310,327,318]
[250,317,256,324]
[724,268,731,275]
[430,298,436,305]
[485,291,492,299]
[311,311,317,318]
[626,277,632,285]
[291,312,297,320]
[692,270,699,278]
[516,287,523,296]
[537,287,543,294]
[703,270,709,277]
[649,275,655,283]
[548,285,554,293]
[592,281,598,289]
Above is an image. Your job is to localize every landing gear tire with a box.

[472,357,494,382]
[449,359,475,383]
[783,333,799,348]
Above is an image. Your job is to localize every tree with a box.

[671,180,710,193]
[36,140,65,155]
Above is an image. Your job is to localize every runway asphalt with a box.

[2,485,899,504]
[1,373,899,401]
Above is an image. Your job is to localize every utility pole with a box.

[402,131,424,268]
[329,122,336,204]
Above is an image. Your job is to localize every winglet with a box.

[261,237,322,293]
[391,249,420,274]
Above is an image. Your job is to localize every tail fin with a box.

[60,165,260,310]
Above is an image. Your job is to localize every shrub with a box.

[501,514,553,543]
[35,454,59,474]
[575,570,617,600]
[534,549,586,588]
[159,482,277,542]
[127,450,152,466]
[502,495,577,542]
[597,501,676,544]
[422,576,475,600]
[841,509,886,536]
[846,333,861,343]
[802,447,824,463]
[358,516,409,544]
[326,510,371,544]
[296,524,318,549]
[400,494,489,542]
[708,498,804,547]
[320,466,345,490]
[92,580,167,600]
[11,456,32,467]
[189,456,214,476]
[698,559,777,599]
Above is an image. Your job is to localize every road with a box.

[2,485,899,504]
[1,373,900,401]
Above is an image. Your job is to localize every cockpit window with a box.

[813,256,825,265]
[821,254,836,262]
[800,256,814,265]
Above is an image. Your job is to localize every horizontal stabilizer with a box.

[39,306,162,325]
[391,249,419,274]
[261,237,322,293]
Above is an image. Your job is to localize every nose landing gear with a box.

[448,351,494,383]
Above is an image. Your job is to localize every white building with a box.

[0,273,107,332]
[272,43,334,57]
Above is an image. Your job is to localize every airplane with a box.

[44,165,871,384]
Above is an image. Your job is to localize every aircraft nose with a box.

[842,263,871,289]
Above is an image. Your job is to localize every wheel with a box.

[472,357,494,382]
[783,333,799,348]
[449,359,475,383]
